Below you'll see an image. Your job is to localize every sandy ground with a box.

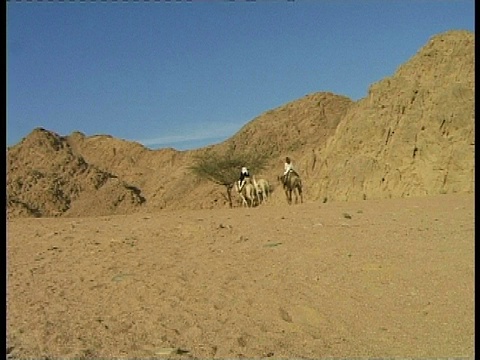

[6,193,474,359]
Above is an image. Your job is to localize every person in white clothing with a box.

[282,157,299,185]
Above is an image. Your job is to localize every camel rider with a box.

[238,166,250,190]
[283,156,299,185]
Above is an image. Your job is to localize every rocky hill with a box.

[6,30,474,218]
[7,129,147,218]
[306,30,474,202]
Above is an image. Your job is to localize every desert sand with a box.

[7,193,474,359]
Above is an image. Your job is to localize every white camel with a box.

[253,177,271,204]
[234,178,257,208]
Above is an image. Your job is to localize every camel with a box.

[278,171,303,205]
[235,178,257,208]
[253,177,271,204]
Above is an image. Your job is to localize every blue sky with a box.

[6,0,474,151]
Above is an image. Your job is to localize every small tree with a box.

[189,148,268,208]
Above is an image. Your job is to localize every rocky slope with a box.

[6,30,474,218]
[7,129,146,218]
[305,30,474,202]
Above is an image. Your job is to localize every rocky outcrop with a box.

[307,30,474,202]
[7,128,146,218]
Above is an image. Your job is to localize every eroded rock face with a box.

[7,128,146,218]
[6,30,474,217]
[306,30,474,202]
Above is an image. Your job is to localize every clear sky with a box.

[6,0,474,151]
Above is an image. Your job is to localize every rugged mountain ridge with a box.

[306,30,474,201]
[7,128,147,218]
[6,30,474,218]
